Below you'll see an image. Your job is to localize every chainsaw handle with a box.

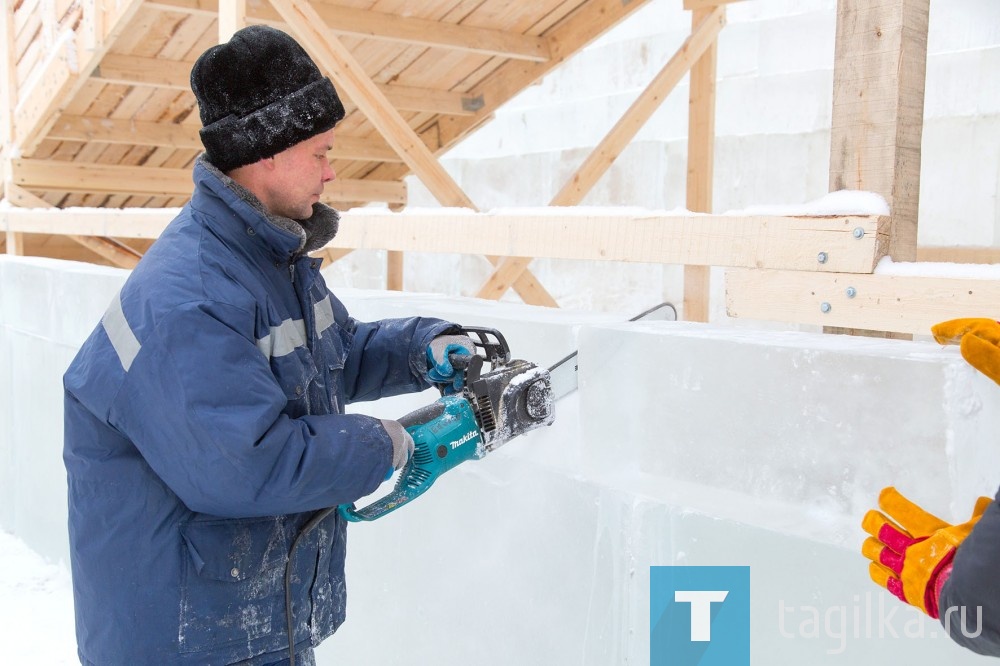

[338,397,482,522]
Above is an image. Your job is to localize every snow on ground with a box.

[0,531,78,663]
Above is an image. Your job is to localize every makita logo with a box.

[450,430,478,450]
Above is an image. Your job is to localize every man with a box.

[63,25,475,665]
[862,318,1000,656]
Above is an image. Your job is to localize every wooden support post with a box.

[826,0,929,337]
[475,6,725,302]
[829,0,928,262]
[387,252,404,291]
[684,6,721,323]
[218,0,246,42]
[2,1,23,254]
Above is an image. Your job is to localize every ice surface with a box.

[4,252,1000,665]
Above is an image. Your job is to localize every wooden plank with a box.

[92,53,480,115]
[47,114,403,161]
[11,158,406,203]
[387,251,404,290]
[916,247,1000,264]
[218,0,246,42]
[1,183,141,263]
[2,209,889,273]
[684,6,721,323]
[323,212,889,271]
[146,0,551,61]
[726,268,1000,336]
[67,234,142,268]
[829,0,929,262]
[14,0,146,155]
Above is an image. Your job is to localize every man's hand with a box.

[379,419,414,473]
[932,318,1000,385]
[426,334,476,391]
[862,487,991,618]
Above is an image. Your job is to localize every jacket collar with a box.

[192,156,340,259]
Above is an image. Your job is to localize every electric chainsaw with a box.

[338,302,676,522]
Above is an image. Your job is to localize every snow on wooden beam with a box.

[1,208,889,273]
[145,0,551,62]
[726,268,1000,336]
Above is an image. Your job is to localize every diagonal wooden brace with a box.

[271,0,556,307]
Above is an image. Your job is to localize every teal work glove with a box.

[426,334,475,392]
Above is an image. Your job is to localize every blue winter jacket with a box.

[63,159,455,664]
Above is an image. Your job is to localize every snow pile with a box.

[0,531,77,663]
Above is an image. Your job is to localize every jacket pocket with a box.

[178,517,289,655]
[273,348,319,418]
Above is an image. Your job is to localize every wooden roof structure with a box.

[1,0,656,264]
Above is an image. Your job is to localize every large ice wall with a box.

[326,0,1000,319]
[4,255,998,664]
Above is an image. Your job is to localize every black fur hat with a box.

[190,25,345,172]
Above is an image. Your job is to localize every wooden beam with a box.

[324,212,889,272]
[68,234,142,268]
[2,209,889,273]
[310,247,355,268]
[11,159,406,203]
[145,0,551,61]
[2,183,143,266]
[472,3,724,302]
[829,0,929,262]
[1,1,20,255]
[91,54,480,116]
[726,268,1000,336]
[916,247,1000,264]
[684,6,722,323]
[218,0,246,42]
[47,114,403,162]
[14,0,145,155]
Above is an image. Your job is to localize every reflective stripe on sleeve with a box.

[101,291,141,372]
[256,317,307,359]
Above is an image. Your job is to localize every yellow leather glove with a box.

[932,318,1000,385]
[862,487,991,618]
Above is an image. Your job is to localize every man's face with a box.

[263,129,336,220]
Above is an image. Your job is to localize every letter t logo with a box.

[674,590,729,641]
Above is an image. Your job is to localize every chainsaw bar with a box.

[547,302,676,401]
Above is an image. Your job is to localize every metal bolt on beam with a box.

[820,302,832,313]
[817,251,828,264]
